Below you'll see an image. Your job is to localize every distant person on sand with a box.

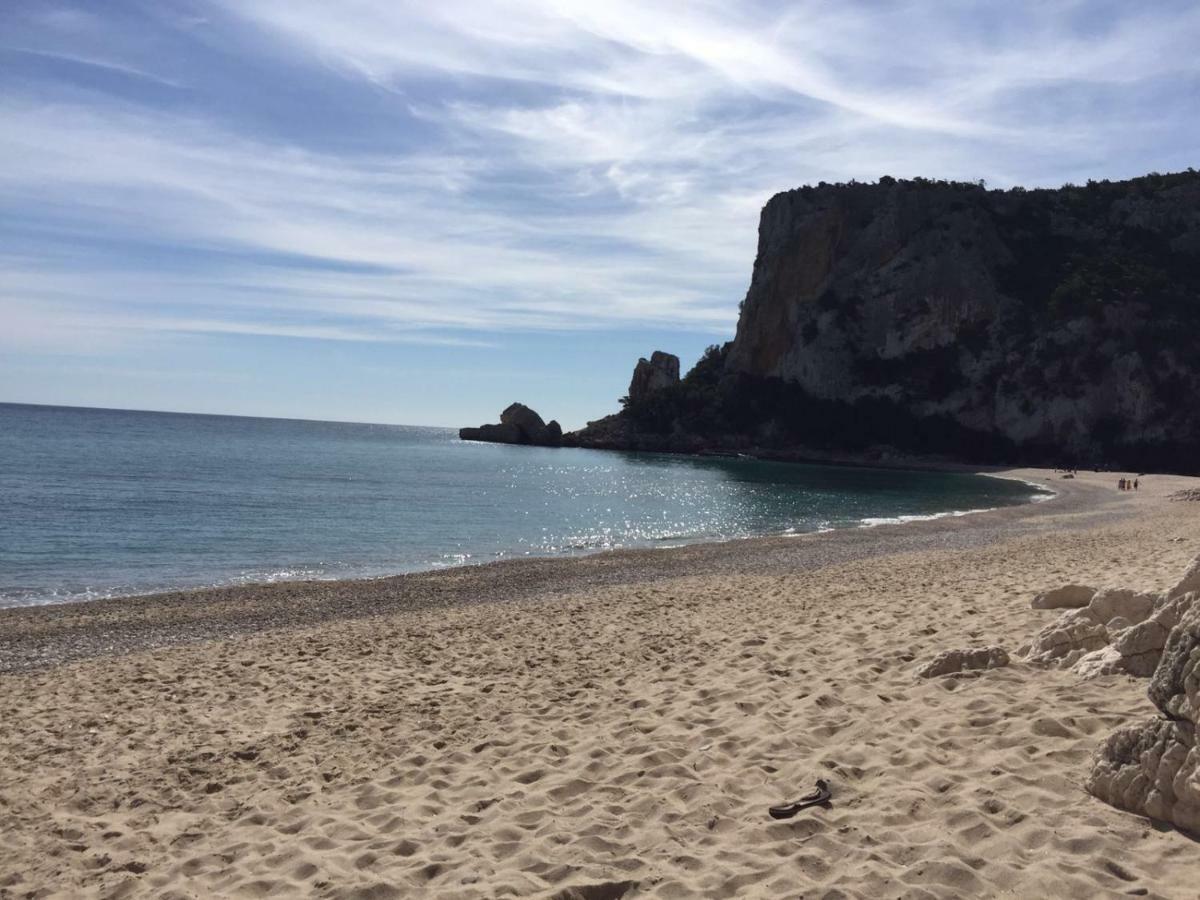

[1135,478,1139,491]
[1119,478,1126,491]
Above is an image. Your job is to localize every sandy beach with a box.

[3,468,1200,899]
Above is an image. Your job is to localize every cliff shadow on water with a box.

[568,170,1200,475]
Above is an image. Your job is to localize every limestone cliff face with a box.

[721,172,1200,467]
[573,170,1200,471]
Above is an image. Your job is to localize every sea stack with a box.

[460,403,562,447]
[627,351,680,404]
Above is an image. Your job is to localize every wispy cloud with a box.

[4,46,185,88]
[0,94,735,353]
[2,0,1199,363]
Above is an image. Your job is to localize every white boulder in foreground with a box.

[1078,591,1199,677]
[1031,584,1095,610]
[1024,609,1110,668]
[1168,554,1200,600]
[1025,563,1197,678]
[917,646,1009,678]
[1088,599,1200,836]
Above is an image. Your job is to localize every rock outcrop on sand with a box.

[1031,584,1096,610]
[1022,554,1200,836]
[1025,567,1197,678]
[1169,555,1200,599]
[916,646,1009,678]
[460,403,562,447]
[1024,608,1111,669]
[1087,597,1200,836]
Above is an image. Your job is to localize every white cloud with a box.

[0,94,739,351]
[2,0,1199,358]
[4,47,185,87]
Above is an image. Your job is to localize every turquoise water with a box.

[0,403,1047,607]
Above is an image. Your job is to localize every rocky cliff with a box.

[570,170,1200,472]
[627,352,680,404]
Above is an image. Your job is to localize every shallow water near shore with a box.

[0,402,1046,607]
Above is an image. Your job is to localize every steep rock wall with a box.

[724,174,1200,465]
[573,171,1200,471]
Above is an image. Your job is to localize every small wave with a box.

[780,521,835,536]
[0,586,127,608]
[859,508,986,528]
[228,566,328,585]
[980,472,1058,501]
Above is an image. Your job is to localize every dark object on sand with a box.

[768,779,832,819]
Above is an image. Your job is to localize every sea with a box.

[0,403,1049,608]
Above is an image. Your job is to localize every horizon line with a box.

[0,399,458,432]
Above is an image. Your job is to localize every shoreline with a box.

[0,468,1112,675]
[4,467,1200,898]
[1,453,1052,615]
[0,462,1053,616]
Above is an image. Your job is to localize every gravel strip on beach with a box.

[0,470,1117,674]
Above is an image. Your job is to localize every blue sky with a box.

[2,1,1198,428]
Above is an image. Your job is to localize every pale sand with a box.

[3,468,1200,899]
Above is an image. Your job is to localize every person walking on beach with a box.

[1119,478,1126,491]
[1135,477,1139,491]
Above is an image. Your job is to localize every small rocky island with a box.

[460,403,563,447]
[459,354,682,449]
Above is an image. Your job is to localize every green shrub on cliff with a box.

[621,343,729,435]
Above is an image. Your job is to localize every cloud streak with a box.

[2,0,1199,363]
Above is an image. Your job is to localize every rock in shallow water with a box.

[499,402,547,436]
[460,403,562,447]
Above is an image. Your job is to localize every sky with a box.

[2,1,1199,429]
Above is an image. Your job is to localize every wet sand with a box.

[2,468,1199,898]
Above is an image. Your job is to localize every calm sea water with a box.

[0,403,1047,608]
